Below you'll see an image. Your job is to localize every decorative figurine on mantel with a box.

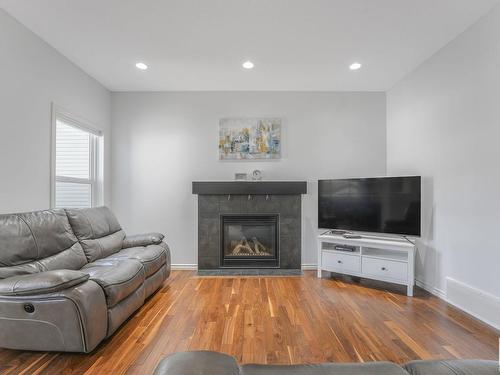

[252,169,262,181]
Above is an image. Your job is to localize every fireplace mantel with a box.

[192,181,307,195]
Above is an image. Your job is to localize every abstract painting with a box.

[219,118,281,160]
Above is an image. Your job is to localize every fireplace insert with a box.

[220,214,279,268]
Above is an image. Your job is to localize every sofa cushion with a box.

[0,270,89,296]
[153,351,240,375]
[106,284,145,337]
[144,264,168,298]
[241,362,408,375]
[65,207,126,262]
[104,244,167,277]
[403,359,499,375]
[0,209,87,279]
[82,259,145,307]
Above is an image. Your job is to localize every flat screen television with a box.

[318,176,421,236]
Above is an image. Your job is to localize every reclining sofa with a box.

[0,206,171,353]
[154,351,499,375]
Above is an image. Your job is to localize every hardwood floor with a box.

[0,270,497,374]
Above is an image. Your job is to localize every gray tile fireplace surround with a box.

[193,181,307,275]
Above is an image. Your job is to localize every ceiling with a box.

[1,0,499,91]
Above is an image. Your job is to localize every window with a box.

[52,107,103,208]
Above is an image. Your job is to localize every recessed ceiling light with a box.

[135,62,148,70]
[242,61,255,69]
[349,62,362,70]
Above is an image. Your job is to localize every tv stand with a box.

[317,233,416,296]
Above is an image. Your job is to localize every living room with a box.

[0,1,499,374]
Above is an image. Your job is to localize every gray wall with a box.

[0,9,111,213]
[111,92,386,266]
[387,5,500,301]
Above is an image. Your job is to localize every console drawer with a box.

[362,257,408,282]
[322,251,360,274]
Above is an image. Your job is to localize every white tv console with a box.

[317,232,416,296]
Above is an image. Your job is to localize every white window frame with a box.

[51,104,104,208]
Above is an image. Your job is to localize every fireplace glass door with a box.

[221,215,279,268]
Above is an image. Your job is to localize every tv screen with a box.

[318,176,421,236]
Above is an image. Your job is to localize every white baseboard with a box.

[446,277,500,331]
[415,278,446,299]
[416,277,500,330]
[171,264,197,270]
[301,263,317,270]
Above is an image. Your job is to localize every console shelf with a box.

[317,233,416,296]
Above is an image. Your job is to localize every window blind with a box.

[54,119,96,208]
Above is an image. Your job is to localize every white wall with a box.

[387,5,500,325]
[111,92,386,266]
[0,9,111,213]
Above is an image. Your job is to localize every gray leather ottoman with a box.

[153,351,498,375]
[403,359,499,375]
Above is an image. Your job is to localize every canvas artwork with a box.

[219,118,281,160]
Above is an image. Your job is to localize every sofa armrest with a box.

[123,232,165,248]
[0,270,89,296]
[0,279,107,352]
[153,351,240,375]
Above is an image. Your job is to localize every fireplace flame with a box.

[230,236,272,256]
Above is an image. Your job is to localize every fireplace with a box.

[221,215,279,268]
[192,181,307,275]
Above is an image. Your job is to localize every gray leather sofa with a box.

[153,351,499,375]
[0,206,171,352]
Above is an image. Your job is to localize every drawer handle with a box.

[337,260,342,264]
[381,267,387,271]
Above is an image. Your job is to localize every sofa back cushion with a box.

[0,209,88,279]
[65,206,125,262]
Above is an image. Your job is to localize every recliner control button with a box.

[24,303,35,313]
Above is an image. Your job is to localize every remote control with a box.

[343,234,362,239]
